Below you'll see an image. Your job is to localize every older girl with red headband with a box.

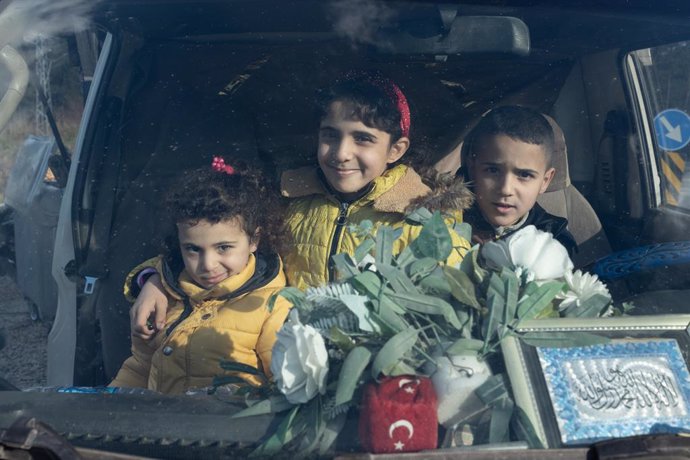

[130,71,472,339]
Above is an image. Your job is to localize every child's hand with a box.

[130,274,169,339]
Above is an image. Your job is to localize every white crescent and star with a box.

[388,419,414,439]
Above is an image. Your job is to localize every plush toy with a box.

[359,375,438,453]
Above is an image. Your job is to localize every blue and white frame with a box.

[538,339,690,445]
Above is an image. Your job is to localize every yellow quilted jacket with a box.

[281,164,472,290]
[111,253,291,394]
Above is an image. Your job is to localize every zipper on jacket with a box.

[327,201,350,281]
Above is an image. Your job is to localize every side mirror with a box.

[0,44,29,134]
[375,15,530,56]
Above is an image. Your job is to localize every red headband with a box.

[343,72,411,138]
[211,156,235,175]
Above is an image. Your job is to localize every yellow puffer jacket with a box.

[111,253,291,394]
[281,164,472,290]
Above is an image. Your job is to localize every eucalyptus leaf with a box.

[414,211,452,261]
[459,247,487,284]
[406,207,433,225]
[419,275,452,298]
[562,293,612,318]
[372,302,410,334]
[270,287,309,314]
[331,253,359,279]
[502,268,519,324]
[520,331,609,348]
[335,347,372,405]
[371,327,419,378]
[375,225,397,266]
[329,326,357,351]
[386,361,418,376]
[387,291,461,330]
[453,221,473,243]
[475,373,510,405]
[354,238,376,265]
[512,406,544,449]
[340,294,383,333]
[445,337,484,356]
[351,271,405,315]
[444,266,481,310]
[394,244,417,269]
[482,273,506,347]
[489,396,514,444]
[232,395,294,418]
[516,281,564,320]
[409,257,439,280]
[319,412,348,455]
[249,405,302,457]
[377,263,416,294]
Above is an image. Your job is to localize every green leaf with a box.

[219,360,262,375]
[354,238,376,264]
[482,273,506,347]
[319,412,348,455]
[375,225,397,266]
[445,338,484,356]
[475,373,510,406]
[520,331,609,348]
[405,207,433,225]
[386,361,417,376]
[516,281,564,320]
[409,257,439,280]
[453,222,473,243]
[329,326,357,351]
[340,294,384,333]
[459,247,487,284]
[270,287,309,314]
[502,269,519,324]
[512,406,544,449]
[249,405,302,457]
[232,395,293,418]
[351,271,406,315]
[414,211,452,261]
[371,327,419,378]
[444,266,480,310]
[387,291,461,330]
[419,275,451,298]
[489,396,514,444]
[562,293,612,318]
[331,253,359,279]
[335,347,372,405]
[377,263,416,294]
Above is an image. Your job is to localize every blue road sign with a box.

[654,108,690,151]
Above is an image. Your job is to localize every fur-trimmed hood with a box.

[409,166,474,214]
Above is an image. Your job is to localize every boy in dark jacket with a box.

[460,105,577,254]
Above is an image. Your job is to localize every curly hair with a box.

[161,162,284,264]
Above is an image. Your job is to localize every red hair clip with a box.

[212,156,235,175]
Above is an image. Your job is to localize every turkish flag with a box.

[358,376,438,453]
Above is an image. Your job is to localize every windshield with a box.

[0,0,690,457]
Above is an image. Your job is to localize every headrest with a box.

[542,114,570,191]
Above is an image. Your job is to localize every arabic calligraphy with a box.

[574,365,680,411]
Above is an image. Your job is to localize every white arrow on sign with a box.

[660,116,683,143]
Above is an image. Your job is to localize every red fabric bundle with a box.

[358,376,438,453]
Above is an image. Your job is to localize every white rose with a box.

[482,225,573,281]
[558,269,611,311]
[270,310,329,404]
[430,354,492,426]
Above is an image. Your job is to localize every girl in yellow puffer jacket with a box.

[129,71,472,340]
[109,161,291,394]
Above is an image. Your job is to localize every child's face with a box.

[469,134,555,228]
[317,101,409,200]
[177,218,258,289]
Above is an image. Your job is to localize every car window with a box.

[629,41,690,211]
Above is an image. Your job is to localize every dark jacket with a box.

[464,202,578,256]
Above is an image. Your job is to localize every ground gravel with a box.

[0,275,50,389]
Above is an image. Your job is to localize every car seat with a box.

[538,115,611,269]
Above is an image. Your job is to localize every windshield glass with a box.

[0,1,690,457]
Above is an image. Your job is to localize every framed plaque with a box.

[501,315,690,447]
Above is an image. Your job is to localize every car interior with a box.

[52,1,690,385]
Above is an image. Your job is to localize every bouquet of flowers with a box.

[228,209,616,457]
